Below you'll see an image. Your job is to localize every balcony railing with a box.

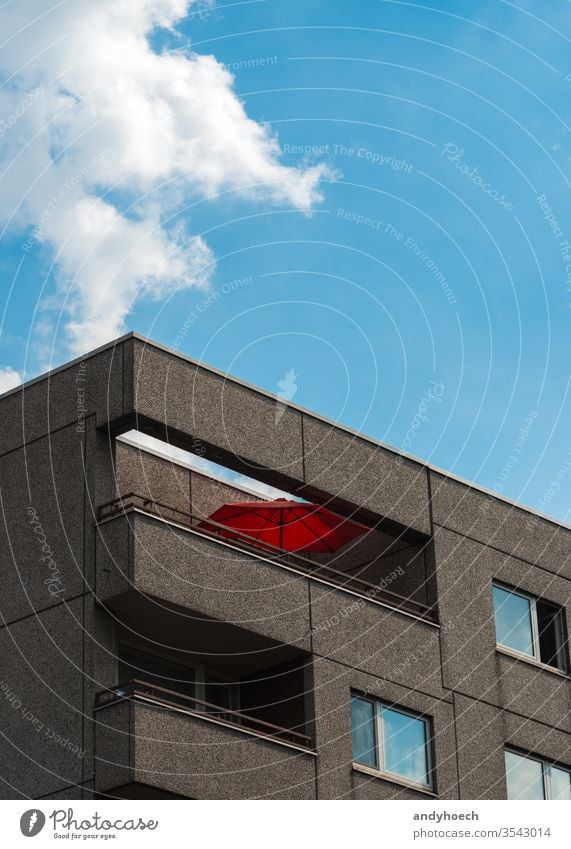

[97,492,436,622]
[95,679,314,752]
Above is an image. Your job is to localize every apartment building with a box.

[0,332,569,800]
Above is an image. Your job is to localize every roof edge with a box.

[0,332,137,402]
[1,330,569,533]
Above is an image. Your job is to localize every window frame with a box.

[350,693,434,791]
[492,582,568,673]
[505,748,571,800]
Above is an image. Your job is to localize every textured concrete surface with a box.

[94,700,132,793]
[302,415,431,534]
[496,653,571,733]
[38,784,86,799]
[434,525,504,704]
[127,512,312,650]
[115,441,191,515]
[0,425,86,624]
[81,601,120,793]
[0,344,126,455]
[503,711,571,767]
[311,529,432,606]
[310,583,445,699]
[132,340,305,481]
[455,696,571,799]
[96,701,316,799]
[95,513,132,602]
[430,472,571,580]
[351,769,437,800]
[452,694,507,800]
[0,600,85,799]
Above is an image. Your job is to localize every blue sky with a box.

[0,0,570,522]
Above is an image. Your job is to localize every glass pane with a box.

[536,601,565,670]
[351,697,377,767]
[118,645,195,703]
[493,586,534,657]
[205,682,230,710]
[550,766,571,800]
[382,707,429,786]
[204,675,239,717]
[505,751,545,800]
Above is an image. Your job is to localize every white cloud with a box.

[0,0,330,359]
[48,196,214,352]
[0,367,22,394]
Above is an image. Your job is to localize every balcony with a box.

[95,613,315,799]
[96,679,313,750]
[97,491,436,623]
[92,593,315,799]
[94,686,317,799]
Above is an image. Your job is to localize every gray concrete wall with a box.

[0,424,86,625]
[115,441,191,515]
[95,701,317,799]
[0,344,128,456]
[131,340,305,482]
[0,337,133,799]
[0,599,87,799]
[430,472,571,580]
[309,583,445,699]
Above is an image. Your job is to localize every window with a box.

[118,644,239,714]
[350,694,432,789]
[118,645,196,702]
[203,673,240,720]
[492,584,567,672]
[505,750,571,800]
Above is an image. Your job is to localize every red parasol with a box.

[200,498,366,553]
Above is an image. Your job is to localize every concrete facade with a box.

[0,333,569,800]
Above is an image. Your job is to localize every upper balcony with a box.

[96,432,437,628]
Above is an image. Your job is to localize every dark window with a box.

[204,675,240,717]
[118,644,196,704]
[118,645,239,715]
[536,599,566,670]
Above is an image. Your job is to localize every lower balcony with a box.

[94,691,317,799]
[97,678,313,749]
